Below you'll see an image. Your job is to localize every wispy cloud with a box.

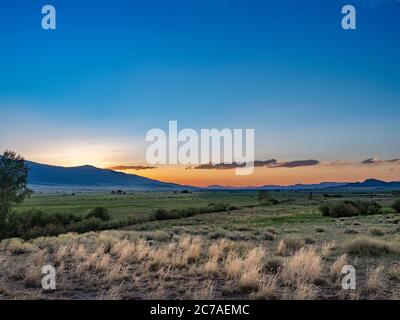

[361,157,400,165]
[189,159,320,170]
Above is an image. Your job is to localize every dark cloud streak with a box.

[190,159,320,170]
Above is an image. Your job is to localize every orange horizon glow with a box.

[110,164,400,187]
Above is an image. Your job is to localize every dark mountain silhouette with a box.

[22,160,400,192]
[26,161,191,190]
[206,182,346,190]
[206,179,400,191]
[338,178,400,190]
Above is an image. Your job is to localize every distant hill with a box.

[206,182,347,190]
[26,161,191,191]
[206,179,400,191]
[335,178,400,190]
[17,160,400,192]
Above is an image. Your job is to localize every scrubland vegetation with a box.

[1,191,400,300]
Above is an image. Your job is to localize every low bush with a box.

[1,208,129,240]
[344,236,398,256]
[392,199,400,213]
[152,203,232,221]
[369,227,385,236]
[86,207,111,221]
[258,191,280,206]
[319,200,382,218]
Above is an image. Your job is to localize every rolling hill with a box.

[26,161,191,191]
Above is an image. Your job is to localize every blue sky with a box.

[0,0,399,172]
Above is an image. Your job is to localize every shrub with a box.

[86,207,111,221]
[3,238,36,254]
[277,235,305,256]
[263,231,275,241]
[2,208,127,240]
[369,227,385,236]
[344,236,398,256]
[319,200,382,218]
[257,191,279,206]
[392,199,400,213]
[152,209,179,220]
[4,210,83,239]
[152,204,231,221]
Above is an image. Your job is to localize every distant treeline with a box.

[0,203,235,240]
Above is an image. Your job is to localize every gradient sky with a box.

[0,0,399,186]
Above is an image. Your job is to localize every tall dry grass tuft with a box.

[292,282,317,300]
[24,266,41,288]
[4,238,36,255]
[330,254,349,281]
[208,239,232,259]
[225,250,244,279]
[203,257,219,274]
[281,247,321,284]
[111,240,136,263]
[185,236,202,263]
[31,249,48,266]
[224,247,266,291]
[251,275,278,300]
[321,241,336,258]
[344,237,398,256]
[366,264,385,293]
[276,236,305,256]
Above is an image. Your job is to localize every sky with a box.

[0,0,399,186]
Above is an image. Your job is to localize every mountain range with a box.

[24,161,400,192]
[27,161,191,191]
[206,179,400,191]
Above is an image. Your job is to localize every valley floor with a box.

[1,192,400,300]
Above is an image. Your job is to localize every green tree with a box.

[0,151,32,229]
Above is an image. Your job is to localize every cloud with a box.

[190,159,320,170]
[361,158,400,165]
[109,165,158,171]
[274,159,320,168]
[322,160,351,167]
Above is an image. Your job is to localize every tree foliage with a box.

[0,150,32,228]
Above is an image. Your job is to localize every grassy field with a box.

[1,190,400,300]
[14,191,260,220]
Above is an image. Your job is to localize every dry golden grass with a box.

[203,257,219,274]
[4,238,36,255]
[239,265,262,290]
[189,280,214,300]
[281,247,322,284]
[97,285,123,300]
[321,241,336,258]
[366,264,385,293]
[276,236,305,256]
[24,265,41,288]
[344,237,398,256]
[31,249,48,266]
[292,282,317,300]
[185,236,202,262]
[1,228,398,300]
[388,265,400,280]
[146,283,167,300]
[224,250,243,279]
[330,254,349,281]
[251,275,278,300]
[208,239,232,260]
